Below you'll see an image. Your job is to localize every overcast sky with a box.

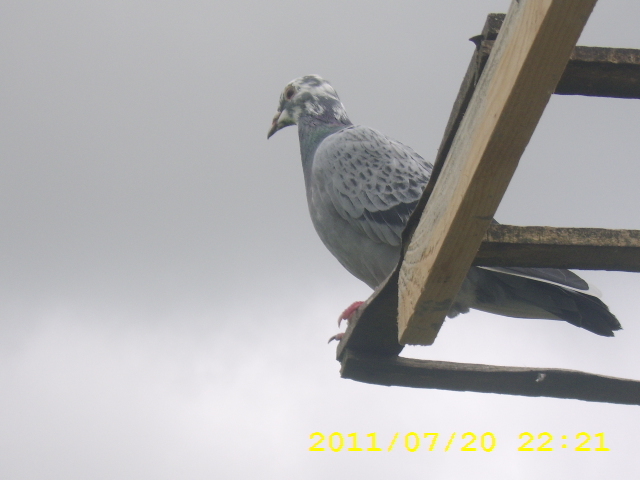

[1,1,639,478]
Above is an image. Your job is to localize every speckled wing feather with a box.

[313,125,432,247]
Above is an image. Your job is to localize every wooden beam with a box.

[398,0,598,345]
[336,269,404,359]
[336,13,501,361]
[476,224,640,271]
[341,349,640,406]
[401,26,495,249]
[558,46,640,99]
[471,14,640,99]
[481,42,640,99]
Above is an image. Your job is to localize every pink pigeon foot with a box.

[338,301,364,327]
[328,301,365,343]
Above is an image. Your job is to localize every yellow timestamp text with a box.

[309,432,610,452]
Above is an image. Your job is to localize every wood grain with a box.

[558,46,640,99]
[398,0,598,345]
[341,350,640,405]
[476,224,640,271]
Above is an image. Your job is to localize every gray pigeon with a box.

[268,74,621,336]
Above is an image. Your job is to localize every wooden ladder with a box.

[336,1,640,405]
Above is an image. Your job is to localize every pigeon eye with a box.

[285,87,296,100]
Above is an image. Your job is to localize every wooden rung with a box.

[476,224,640,271]
[476,14,640,99]
[336,225,640,360]
[341,350,640,406]
[558,46,640,99]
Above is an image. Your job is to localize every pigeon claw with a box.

[328,332,345,343]
[337,301,364,327]
[329,301,364,344]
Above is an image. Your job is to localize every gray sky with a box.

[1,0,639,478]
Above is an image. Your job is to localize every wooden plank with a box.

[335,270,403,359]
[336,14,501,361]
[484,42,640,99]
[398,0,598,346]
[475,224,640,271]
[471,14,640,99]
[341,349,640,406]
[402,26,494,249]
[558,46,640,99]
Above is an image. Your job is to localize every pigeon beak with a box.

[267,111,282,139]
[268,109,296,139]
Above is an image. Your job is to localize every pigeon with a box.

[267,74,621,337]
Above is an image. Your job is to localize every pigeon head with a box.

[267,75,351,139]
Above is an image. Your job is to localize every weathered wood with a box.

[341,350,640,406]
[558,46,640,99]
[476,224,640,271]
[480,12,505,41]
[402,29,494,250]
[473,14,640,99]
[398,0,598,346]
[483,41,640,99]
[404,29,640,253]
[335,270,402,359]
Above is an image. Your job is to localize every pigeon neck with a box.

[297,118,350,187]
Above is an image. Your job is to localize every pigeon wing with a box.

[314,125,432,247]
[481,266,600,296]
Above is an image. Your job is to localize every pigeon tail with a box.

[555,290,622,337]
[473,268,622,337]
